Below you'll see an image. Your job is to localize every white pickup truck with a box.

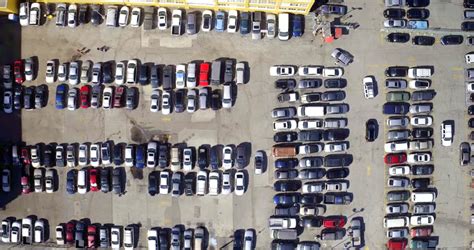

[268,217,297,229]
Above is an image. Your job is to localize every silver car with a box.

[386,116,409,128]
[387,130,410,140]
[199,88,208,110]
[69,62,79,85]
[413,203,435,214]
[81,60,91,83]
[385,203,409,214]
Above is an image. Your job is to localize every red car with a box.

[199,63,210,86]
[384,153,407,164]
[87,225,96,248]
[14,60,24,84]
[323,216,346,228]
[21,176,30,194]
[114,86,125,108]
[89,168,99,192]
[21,148,31,165]
[387,238,407,250]
[80,85,91,109]
[410,226,432,237]
[66,221,75,244]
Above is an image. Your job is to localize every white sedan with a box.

[157,8,167,30]
[467,82,474,93]
[130,7,141,27]
[150,90,160,112]
[89,144,101,167]
[388,165,410,176]
[363,76,375,99]
[410,116,433,127]
[161,91,171,115]
[324,142,348,152]
[102,87,113,109]
[298,65,323,76]
[118,6,130,27]
[175,64,186,88]
[323,67,344,77]
[298,119,323,130]
[410,215,434,226]
[383,19,406,28]
[115,62,126,85]
[234,171,246,196]
[269,65,296,76]
[45,60,56,83]
[222,146,233,169]
[273,119,298,131]
[227,10,238,33]
[466,52,474,64]
[159,171,170,194]
[407,152,431,163]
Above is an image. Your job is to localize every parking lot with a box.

[0,0,472,248]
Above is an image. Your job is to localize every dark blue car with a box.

[275,158,299,169]
[66,170,76,194]
[383,102,410,115]
[273,193,300,205]
[292,15,304,37]
[56,84,67,109]
[136,144,145,169]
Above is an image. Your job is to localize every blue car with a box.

[215,11,225,32]
[56,84,68,109]
[273,193,300,205]
[240,12,250,34]
[292,15,304,37]
[136,144,145,169]
[383,102,410,115]
[66,170,76,194]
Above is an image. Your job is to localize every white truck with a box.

[441,121,453,146]
[268,217,297,229]
[297,105,326,117]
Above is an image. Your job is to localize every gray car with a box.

[326,104,349,114]
[386,79,407,89]
[171,226,181,250]
[409,103,432,114]
[385,203,409,214]
[224,59,234,83]
[171,172,182,197]
[387,191,410,201]
[272,107,297,118]
[387,130,410,141]
[413,203,435,214]
[186,12,197,34]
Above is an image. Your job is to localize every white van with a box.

[77,169,88,194]
[222,83,232,109]
[383,217,409,228]
[297,105,326,117]
[411,192,436,203]
[106,6,118,27]
[278,13,289,41]
[408,67,433,78]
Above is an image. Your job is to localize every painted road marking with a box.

[367,165,372,176]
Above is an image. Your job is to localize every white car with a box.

[45,60,56,83]
[115,62,126,85]
[171,9,182,36]
[236,62,245,84]
[1,220,11,243]
[125,145,134,167]
[234,171,245,196]
[150,90,160,112]
[466,52,474,64]
[410,116,433,126]
[383,19,406,28]
[183,148,193,171]
[201,10,212,32]
[67,4,77,28]
[67,88,77,111]
[10,221,21,243]
[441,121,453,147]
[187,89,197,113]
[384,141,409,153]
[323,67,344,77]
[388,165,410,176]
[176,64,186,88]
[78,144,88,166]
[269,65,296,76]
[3,91,12,114]
[118,6,130,27]
[126,60,137,84]
[55,225,65,245]
[410,215,434,226]
[387,177,409,187]
[58,63,68,82]
[222,146,233,169]
[159,171,170,194]
[407,152,431,163]
[19,2,29,26]
[196,170,208,196]
[324,142,349,152]
[45,169,54,193]
[208,171,220,195]
[161,91,171,115]
[24,58,34,81]
[123,226,134,250]
[34,219,44,243]
[102,87,113,109]
[147,142,157,168]
[363,76,375,99]
[111,227,121,249]
[467,82,474,93]
[227,10,238,33]
[157,8,167,30]
[31,147,40,167]
[273,119,297,131]
[147,229,158,249]
[91,63,101,85]
[222,171,232,194]
[90,143,101,167]
[29,3,41,26]
[130,7,141,27]
[34,169,43,192]
[68,62,79,85]
[298,66,323,76]
[298,119,323,130]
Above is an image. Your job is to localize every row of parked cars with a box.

[382,65,439,249]
[19,2,305,41]
[3,84,47,113]
[0,217,48,245]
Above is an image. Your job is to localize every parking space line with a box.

[367,165,372,176]
[161,117,172,122]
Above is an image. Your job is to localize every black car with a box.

[138,65,149,85]
[326,168,349,179]
[184,173,195,196]
[366,119,378,142]
[66,169,77,194]
[236,144,247,168]
[197,146,208,169]
[174,89,186,113]
[209,146,219,169]
[299,157,324,168]
[78,5,88,24]
[100,168,110,193]
[299,216,323,228]
[275,158,299,169]
[274,132,298,143]
[159,230,169,250]
[240,12,250,34]
[35,85,47,109]
[323,192,352,205]
[407,8,429,19]
[113,144,123,166]
[275,79,297,90]
[465,0,474,8]
[278,92,299,103]
[386,33,410,43]
[324,79,347,89]
[273,180,301,192]
[298,130,323,142]
[91,85,101,107]
[102,62,113,83]
[14,85,23,110]
[125,87,138,110]
[24,86,34,109]
[275,169,299,180]
[385,66,409,77]
[162,65,173,90]
[210,90,221,110]
[412,128,433,139]
[300,194,323,205]
[407,0,429,7]
[298,79,322,89]
[43,145,54,167]
[468,105,474,115]
[301,92,321,103]
[412,90,436,101]
[383,8,405,18]
[322,129,349,141]
[324,154,352,168]
[158,144,169,168]
[148,171,158,196]
[150,65,160,88]
[298,168,325,180]
[321,91,345,101]
[411,165,434,175]
[460,142,471,166]
[274,204,300,216]
[441,35,463,45]
[412,36,435,46]
[90,5,103,25]
[462,21,474,31]
[469,118,474,128]
[411,178,430,188]
[112,168,122,194]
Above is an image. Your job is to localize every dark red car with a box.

[66,221,75,244]
[14,60,24,84]
[387,238,407,250]
[199,63,210,86]
[323,216,346,228]
[384,153,407,164]
[21,176,30,194]
[80,85,91,109]
[114,86,125,108]
[410,226,432,237]
[87,225,96,248]
[21,148,31,165]
[89,168,99,192]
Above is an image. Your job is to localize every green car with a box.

[410,239,438,249]
[386,91,410,102]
